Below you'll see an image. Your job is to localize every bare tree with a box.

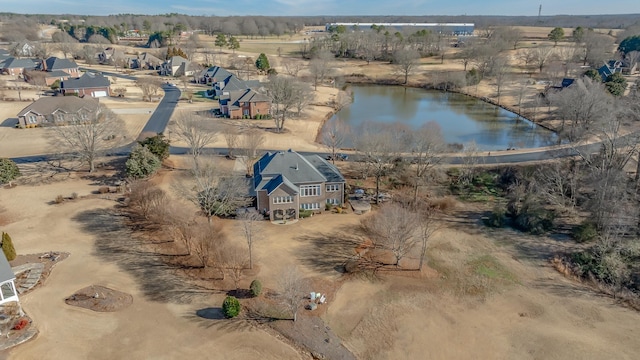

[266,75,297,132]
[309,49,334,90]
[532,45,555,73]
[239,128,265,176]
[282,59,303,77]
[293,81,314,117]
[176,161,250,224]
[409,122,444,204]
[361,203,419,267]
[459,141,481,185]
[354,121,409,204]
[393,48,420,84]
[492,56,510,105]
[50,105,125,173]
[277,265,306,322]
[322,117,350,164]
[171,111,218,169]
[191,222,225,269]
[581,30,613,66]
[417,206,437,270]
[222,124,240,159]
[219,240,249,289]
[136,77,163,102]
[238,211,263,269]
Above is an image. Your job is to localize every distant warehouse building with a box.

[326,23,475,35]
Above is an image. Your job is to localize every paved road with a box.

[138,84,181,137]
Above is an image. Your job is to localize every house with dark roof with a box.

[61,72,111,98]
[198,66,262,97]
[219,89,271,119]
[132,52,163,70]
[40,57,80,85]
[17,96,99,127]
[0,252,18,306]
[160,56,198,77]
[0,57,38,76]
[0,49,10,63]
[253,149,346,221]
[598,60,623,80]
[98,47,127,66]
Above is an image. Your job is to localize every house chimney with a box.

[295,163,299,170]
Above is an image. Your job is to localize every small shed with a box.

[0,253,18,306]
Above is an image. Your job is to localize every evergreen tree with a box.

[215,34,227,52]
[125,144,161,179]
[605,72,627,96]
[255,53,270,72]
[138,133,170,160]
[548,27,565,46]
[228,36,240,54]
[1,232,17,261]
[0,158,20,184]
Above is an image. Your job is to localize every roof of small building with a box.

[220,88,270,106]
[17,96,99,117]
[44,57,78,71]
[46,70,72,78]
[62,72,110,89]
[0,252,15,283]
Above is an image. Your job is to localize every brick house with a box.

[41,57,80,85]
[16,96,99,127]
[0,57,38,76]
[219,89,270,119]
[61,72,111,98]
[253,149,346,221]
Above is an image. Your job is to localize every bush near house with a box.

[0,158,20,185]
[1,232,17,261]
[126,144,161,179]
[250,279,262,297]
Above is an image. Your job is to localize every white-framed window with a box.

[326,184,340,192]
[244,109,249,116]
[28,115,37,124]
[273,196,293,204]
[326,198,340,205]
[301,203,320,210]
[300,185,321,197]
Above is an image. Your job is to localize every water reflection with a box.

[327,85,559,150]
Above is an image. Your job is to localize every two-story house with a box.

[253,149,346,221]
[219,89,271,119]
[41,57,80,85]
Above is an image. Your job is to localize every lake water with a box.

[327,85,558,151]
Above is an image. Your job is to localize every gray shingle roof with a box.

[17,96,99,117]
[46,70,72,78]
[220,89,270,107]
[44,57,78,71]
[1,57,38,69]
[262,174,299,195]
[0,252,15,283]
[62,72,110,89]
[254,150,329,192]
[304,155,346,183]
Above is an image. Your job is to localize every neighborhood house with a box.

[253,150,346,221]
[219,88,270,119]
[0,253,18,306]
[17,96,99,127]
[61,72,111,98]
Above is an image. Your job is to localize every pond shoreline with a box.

[316,78,559,150]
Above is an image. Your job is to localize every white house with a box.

[0,253,18,306]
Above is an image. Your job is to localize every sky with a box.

[1,0,639,17]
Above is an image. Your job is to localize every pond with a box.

[326,85,558,151]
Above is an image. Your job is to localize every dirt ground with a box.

[2,168,640,359]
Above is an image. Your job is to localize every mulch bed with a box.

[65,285,133,312]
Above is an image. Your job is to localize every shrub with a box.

[55,194,64,204]
[0,158,21,185]
[484,205,506,228]
[512,206,554,235]
[250,279,262,297]
[572,221,598,243]
[222,296,241,318]
[71,192,78,200]
[299,209,313,218]
[126,144,162,179]
[138,133,170,160]
[1,232,17,261]
[98,187,110,194]
[12,318,29,330]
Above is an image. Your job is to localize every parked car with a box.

[326,153,348,161]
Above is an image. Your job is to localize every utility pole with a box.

[538,5,542,23]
